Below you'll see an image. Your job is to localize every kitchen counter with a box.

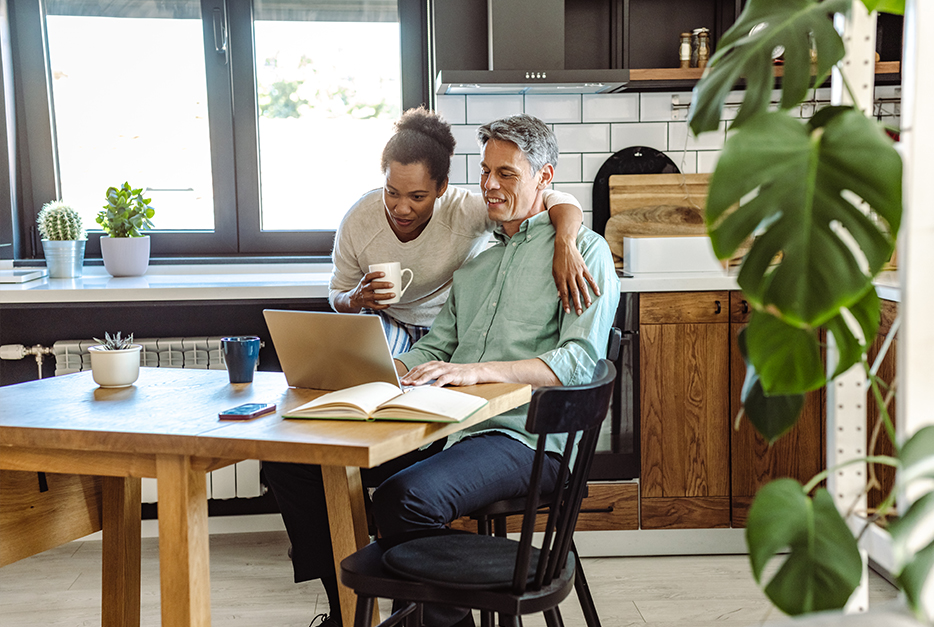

[0,265,901,305]
[0,264,333,304]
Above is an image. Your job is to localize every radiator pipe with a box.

[0,344,54,379]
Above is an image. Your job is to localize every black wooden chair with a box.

[340,359,617,627]
[469,328,621,627]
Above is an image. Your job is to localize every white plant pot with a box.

[89,344,142,388]
[100,235,151,277]
[42,239,86,278]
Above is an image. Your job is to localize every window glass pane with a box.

[46,0,215,232]
[254,10,401,231]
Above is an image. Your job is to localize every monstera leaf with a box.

[889,426,934,623]
[706,106,901,331]
[689,0,849,134]
[861,0,905,14]
[744,311,824,395]
[747,479,863,615]
[737,328,805,442]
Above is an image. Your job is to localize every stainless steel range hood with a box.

[435,0,628,96]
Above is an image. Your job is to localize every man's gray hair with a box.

[476,114,559,174]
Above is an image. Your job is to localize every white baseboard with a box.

[79,513,287,541]
[79,514,749,557]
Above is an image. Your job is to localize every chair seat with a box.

[341,539,577,618]
[382,535,540,589]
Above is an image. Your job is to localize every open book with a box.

[283,381,488,422]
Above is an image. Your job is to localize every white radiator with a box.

[52,337,265,503]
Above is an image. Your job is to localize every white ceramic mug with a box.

[369,262,414,304]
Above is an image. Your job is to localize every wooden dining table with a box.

[0,367,531,627]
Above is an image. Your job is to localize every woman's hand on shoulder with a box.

[553,238,601,315]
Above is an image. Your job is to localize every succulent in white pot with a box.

[37,200,86,278]
[88,332,142,388]
[96,182,156,277]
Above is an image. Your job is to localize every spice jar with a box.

[679,32,692,69]
[697,30,710,69]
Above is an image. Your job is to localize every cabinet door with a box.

[728,291,825,527]
[866,299,898,514]
[640,291,731,529]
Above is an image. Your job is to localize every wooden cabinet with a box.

[866,299,898,514]
[728,292,826,527]
[639,291,731,529]
[639,290,827,530]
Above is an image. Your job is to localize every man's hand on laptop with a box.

[400,361,484,388]
[399,358,561,389]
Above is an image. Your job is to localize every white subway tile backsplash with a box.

[583,211,593,230]
[555,153,582,183]
[436,95,466,125]
[641,92,692,122]
[664,151,698,174]
[449,154,468,185]
[466,95,524,124]
[525,95,582,123]
[554,183,593,215]
[582,153,613,182]
[451,125,480,154]
[582,93,639,122]
[465,156,482,185]
[554,124,610,153]
[611,122,668,152]
[696,150,722,174]
[669,120,725,151]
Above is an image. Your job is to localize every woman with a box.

[328,106,600,354]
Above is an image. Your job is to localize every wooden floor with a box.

[0,530,899,627]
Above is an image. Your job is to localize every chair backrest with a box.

[606,326,622,362]
[511,359,617,595]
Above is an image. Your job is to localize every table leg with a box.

[321,465,377,627]
[156,455,211,627]
[101,476,142,627]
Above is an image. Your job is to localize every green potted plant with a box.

[88,331,142,388]
[96,182,155,277]
[36,200,85,279]
[688,0,931,623]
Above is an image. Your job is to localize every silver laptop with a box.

[263,309,401,390]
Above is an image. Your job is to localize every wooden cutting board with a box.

[605,173,711,260]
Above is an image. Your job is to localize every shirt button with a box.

[482,332,487,337]
[492,302,497,307]
[512,242,517,247]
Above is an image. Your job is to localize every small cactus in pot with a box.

[37,200,86,279]
[37,200,85,241]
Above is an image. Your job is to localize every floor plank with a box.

[0,530,899,627]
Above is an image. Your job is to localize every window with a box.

[4,0,427,259]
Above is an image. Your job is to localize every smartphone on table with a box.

[219,402,277,421]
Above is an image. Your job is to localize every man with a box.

[263,114,618,627]
[370,114,620,627]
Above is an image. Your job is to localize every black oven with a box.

[590,291,639,480]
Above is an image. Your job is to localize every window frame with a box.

[2,0,430,261]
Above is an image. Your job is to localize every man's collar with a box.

[493,211,553,243]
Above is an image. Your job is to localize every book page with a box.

[372,385,488,422]
[286,381,402,417]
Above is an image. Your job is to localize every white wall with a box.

[437,86,902,228]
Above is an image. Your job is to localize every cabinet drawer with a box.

[640,291,730,324]
[448,482,638,533]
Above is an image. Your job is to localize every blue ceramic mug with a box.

[222,336,261,383]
